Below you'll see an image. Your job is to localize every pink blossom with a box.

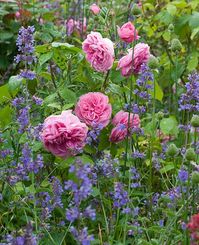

[112,110,140,128]
[109,110,140,143]
[66,18,87,36]
[117,22,139,43]
[66,19,76,36]
[15,11,21,19]
[117,43,150,76]
[82,31,114,72]
[41,110,88,158]
[90,3,100,15]
[75,92,112,128]
[75,17,87,32]
[109,124,127,143]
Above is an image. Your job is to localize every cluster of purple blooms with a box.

[94,154,119,178]
[64,160,95,244]
[4,222,37,245]
[9,143,43,183]
[70,227,94,245]
[134,64,154,100]
[86,123,104,145]
[15,26,36,80]
[130,167,141,188]
[132,150,145,159]
[178,166,189,183]
[178,71,199,112]
[124,65,154,116]
[36,177,63,221]
[113,182,129,208]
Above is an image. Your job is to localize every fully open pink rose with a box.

[109,110,140,143]
[82,31,114,72]
[112,110,140,128]
[117,22,139,43]
[90,3,100,14]
[117,43,150,76]
[75,92,112,128]
[41,110,88,158]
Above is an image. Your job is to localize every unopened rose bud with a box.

[15,11,21,19]
[157,111,164,120]
[185,148,196,161]
[148,55,159,69]
[170,38,182,52]
[90,3,101,15]
[192,171,199,184]
[166,143,179,157]
[191,115,199,128]
[168,24,174,32]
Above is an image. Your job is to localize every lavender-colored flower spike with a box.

[15,26,36,80]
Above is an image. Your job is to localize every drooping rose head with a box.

[112,110,140,128]
[117,22,139,43]
[41,110,88,158]
[90,3,100,15]
[75,92,112,128]
[117,43,150,76]
[109,124,127,143]
[82,31,114,72]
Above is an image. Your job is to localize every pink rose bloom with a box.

[117,22,139,43]
[138,0,142,8]
[110,110,140,143]
[75,17,87,32]
[75,92,112,128]
[109,124,127,143]
[15,11,21,19]
[117,43,150,76]
[82,31,114,72]
[66,19,76,36]
[90,3,100,15]
[112,110,140,128]
[41,110,88,158]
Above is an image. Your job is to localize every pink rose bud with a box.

[90,3,101,15]
[75,92,112,128]
[75,17,87,33]
[117,43,150,76]
[109,124,128,143]
[82,31,114,72]
[138,1,142,8]
[117,22,139,43]
[112,110,140,128]
[66,18,76,36]
[41,110,88,158]
[15,11,21,18]
[110,110,140,143]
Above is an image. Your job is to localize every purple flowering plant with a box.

[0,1,199,245]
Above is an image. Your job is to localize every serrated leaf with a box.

[149,81,163,102]
[0,105,12,127]
[39,51,53,66]
[59,87,76,103]
[160,116,178,136]
[187,53,198,71]
[52,42,82,53]
[0,84,11,104]
[8,75,23,93]
[191,27,199,40]
[160,164,174,174]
